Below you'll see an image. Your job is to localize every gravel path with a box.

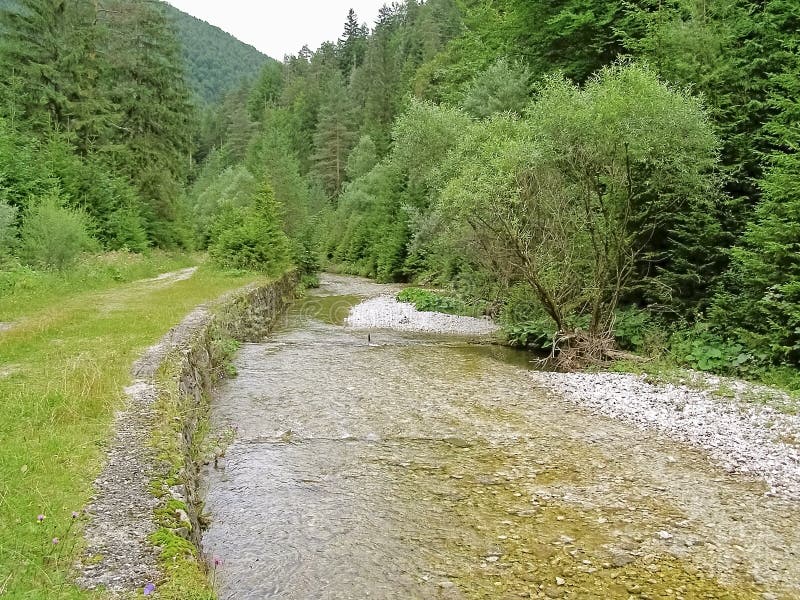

[77,267,206,594]
[532,371,800,501]
[77,306,212,595]
[345,295,499,336]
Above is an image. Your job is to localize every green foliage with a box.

[101,0,196,248]
[611,308,668,355]
[669,322,754,374]
[321,158,411,281]
[248,61,284,118]
[710,153,800,368]
[462,58,531,118]
[246,108,312,235]
[338,9,369,75]
[0,0,112,151]
[436,64,718,336]
[18,192,97,270]
[346,135,379,181]
[397,287,478,316]
[0,196,17,259]
[704,2,800,371]
[191,164,258,246]
[0,0,204,254]
[209,182,291,274]
[312,73,357,196]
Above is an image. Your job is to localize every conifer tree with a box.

[312,74,356,197]
[101,0,195,246]
[338,9,368,75]
[0,0,113,153]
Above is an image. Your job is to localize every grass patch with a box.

[397,287,483,317]
[0,251,198,322]
[0,254,260,598]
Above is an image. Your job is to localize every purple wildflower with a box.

[213,557,223,568]
[143,582,156,596]
[52,537,59,545]
[37,514,45,523]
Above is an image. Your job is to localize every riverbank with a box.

[346,294,499,336]
[533,371,800,501]
[0,257,266,598]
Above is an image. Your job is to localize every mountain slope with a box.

[0,0,275,104]
[161,2,276,104]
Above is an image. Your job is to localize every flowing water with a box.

[201,276,799,600]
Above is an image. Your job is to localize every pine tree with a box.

[101,0,195,246]
[711,0,800,367]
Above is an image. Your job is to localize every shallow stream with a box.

[201,275,798,599]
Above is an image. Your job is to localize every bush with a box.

[18,193,98,270]
[669,321,754,374]
[499,284,558,350]
[105,206,150,253]
[612,308,669,356]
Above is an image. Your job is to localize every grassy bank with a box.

[0,254,261,598]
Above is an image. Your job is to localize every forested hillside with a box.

[190,1,798,387]
[0,0,198,255]
[0,0,270,104]
[163,3,274,104]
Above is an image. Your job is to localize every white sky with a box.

[165,1,387,60]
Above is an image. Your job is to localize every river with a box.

[201,275,798,599]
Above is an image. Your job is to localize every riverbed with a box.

[201,275,798,599]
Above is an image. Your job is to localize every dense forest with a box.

[1,0,798,387]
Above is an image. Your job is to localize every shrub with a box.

[105,207,150,253]
[612,308,669,355]
[499,284,559,350]
[18,193,97,270]
[669,321,754,374]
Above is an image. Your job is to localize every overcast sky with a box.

[165,1,387,60]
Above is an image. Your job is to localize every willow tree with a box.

[438,64,719,361]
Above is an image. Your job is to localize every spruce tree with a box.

[101,0,195,246]
[312,73,356,197]
[0,0,113,153]
[338,9,368,75]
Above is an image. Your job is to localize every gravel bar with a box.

[532,371,800,501]
[345,295,499,336]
